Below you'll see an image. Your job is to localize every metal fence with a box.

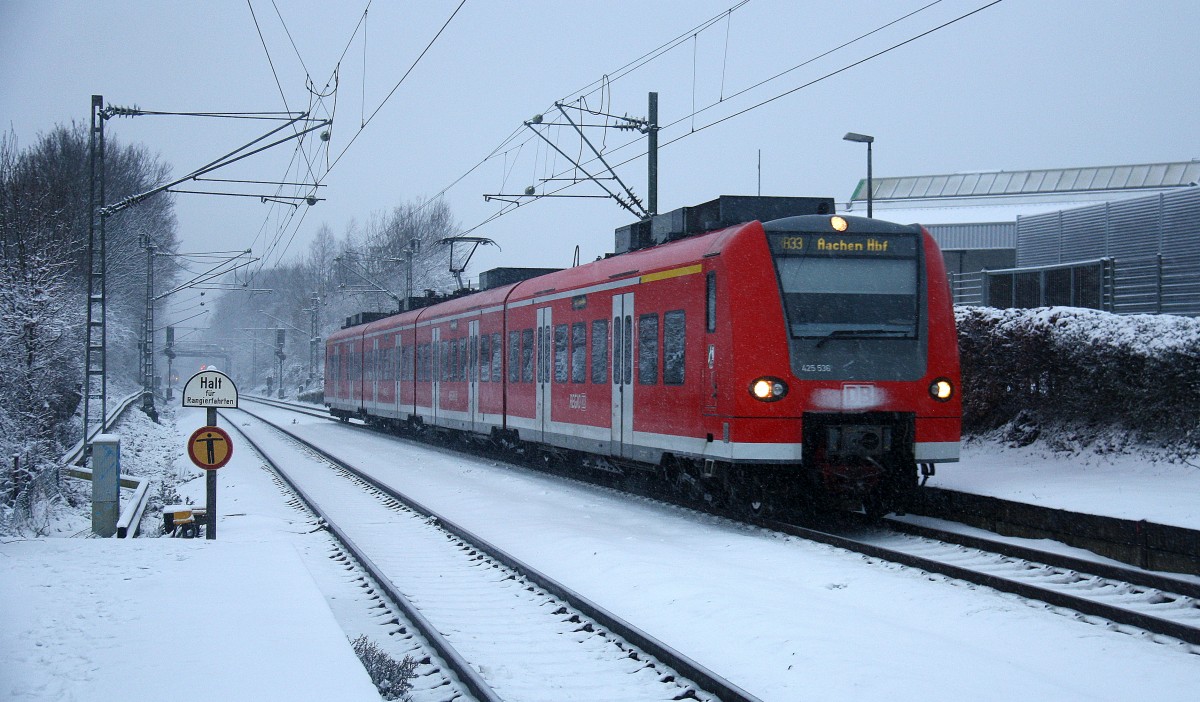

[951,258,1115,311]
[952,254,1200,316]
[991,187,1200,316]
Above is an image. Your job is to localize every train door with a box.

[468,319,480,432]
[611,292,634,458]
[393,333,402,417]
[535,306,552,442]
[703,270,718,414]
[370,336,380,409]
[431,326,441,425]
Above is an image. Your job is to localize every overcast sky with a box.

[3,0,1199,313]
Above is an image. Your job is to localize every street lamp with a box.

[843,132,874,218]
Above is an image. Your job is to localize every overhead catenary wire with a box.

[456,0,1005,236]
[245,0,333,268]
[239,0,463,286]
[322,0,468,175]
[238,1,992,281]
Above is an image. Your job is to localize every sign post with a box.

[182,370,239,540]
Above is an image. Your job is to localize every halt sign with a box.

[182,370,239,408]
[187,425,233,470]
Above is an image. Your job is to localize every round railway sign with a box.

[187,425,233,470]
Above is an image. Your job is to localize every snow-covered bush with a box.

[350,634,415,700]
[956,306,1200,451]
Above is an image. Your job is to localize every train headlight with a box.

[830,215,849,232]
[930,378,954,402]
[750,377,788,402]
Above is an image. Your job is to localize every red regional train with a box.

[325,196,961,516]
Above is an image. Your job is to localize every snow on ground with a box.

[0,406,381,702]
[0,538,379,702]
[2,402,1198,701]
[933,435,1200,528]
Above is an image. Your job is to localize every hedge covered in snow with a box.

[956,307,1200,449]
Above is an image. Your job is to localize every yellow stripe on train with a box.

[640,263,702,284]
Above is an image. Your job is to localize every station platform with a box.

[0,538,380,701]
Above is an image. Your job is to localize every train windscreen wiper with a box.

[813,328,915,348]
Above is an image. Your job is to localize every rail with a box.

[232,403,762,702]
[768,516,1200,647]
[223,414,501,702]
[246,393,1200,649]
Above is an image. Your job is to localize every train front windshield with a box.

[768,232,920,341]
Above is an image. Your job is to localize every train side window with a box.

[536,327,545,384]
[612,315,622,386]
[491,333,502,382]
[638,313,659,385]
[400,336,410,381]
[706,271,717,333]
[571,322,587,383]
[459,338,468,381]
[479,334,491,382]
[460,337,469,382]
[664,310,685,385]
[554,324,569,383]
[402,343,413,381]
[508,331,521,382]
[623,315,633,385]
[591,319,608,384]
[456,338,463,382]
[521,328,535,382]
[463,337,471,381]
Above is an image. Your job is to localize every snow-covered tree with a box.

[0,125,177,511]
[204,198,460,395]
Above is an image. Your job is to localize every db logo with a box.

[842,383,879,410]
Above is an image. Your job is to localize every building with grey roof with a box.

[843,161,1200,316]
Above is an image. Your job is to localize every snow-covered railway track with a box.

[227,406,759,702]
[222,412,489,701]
[245,396,1200,652]
[770,518,1200,650]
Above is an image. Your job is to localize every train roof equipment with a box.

[615,195,835,254]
